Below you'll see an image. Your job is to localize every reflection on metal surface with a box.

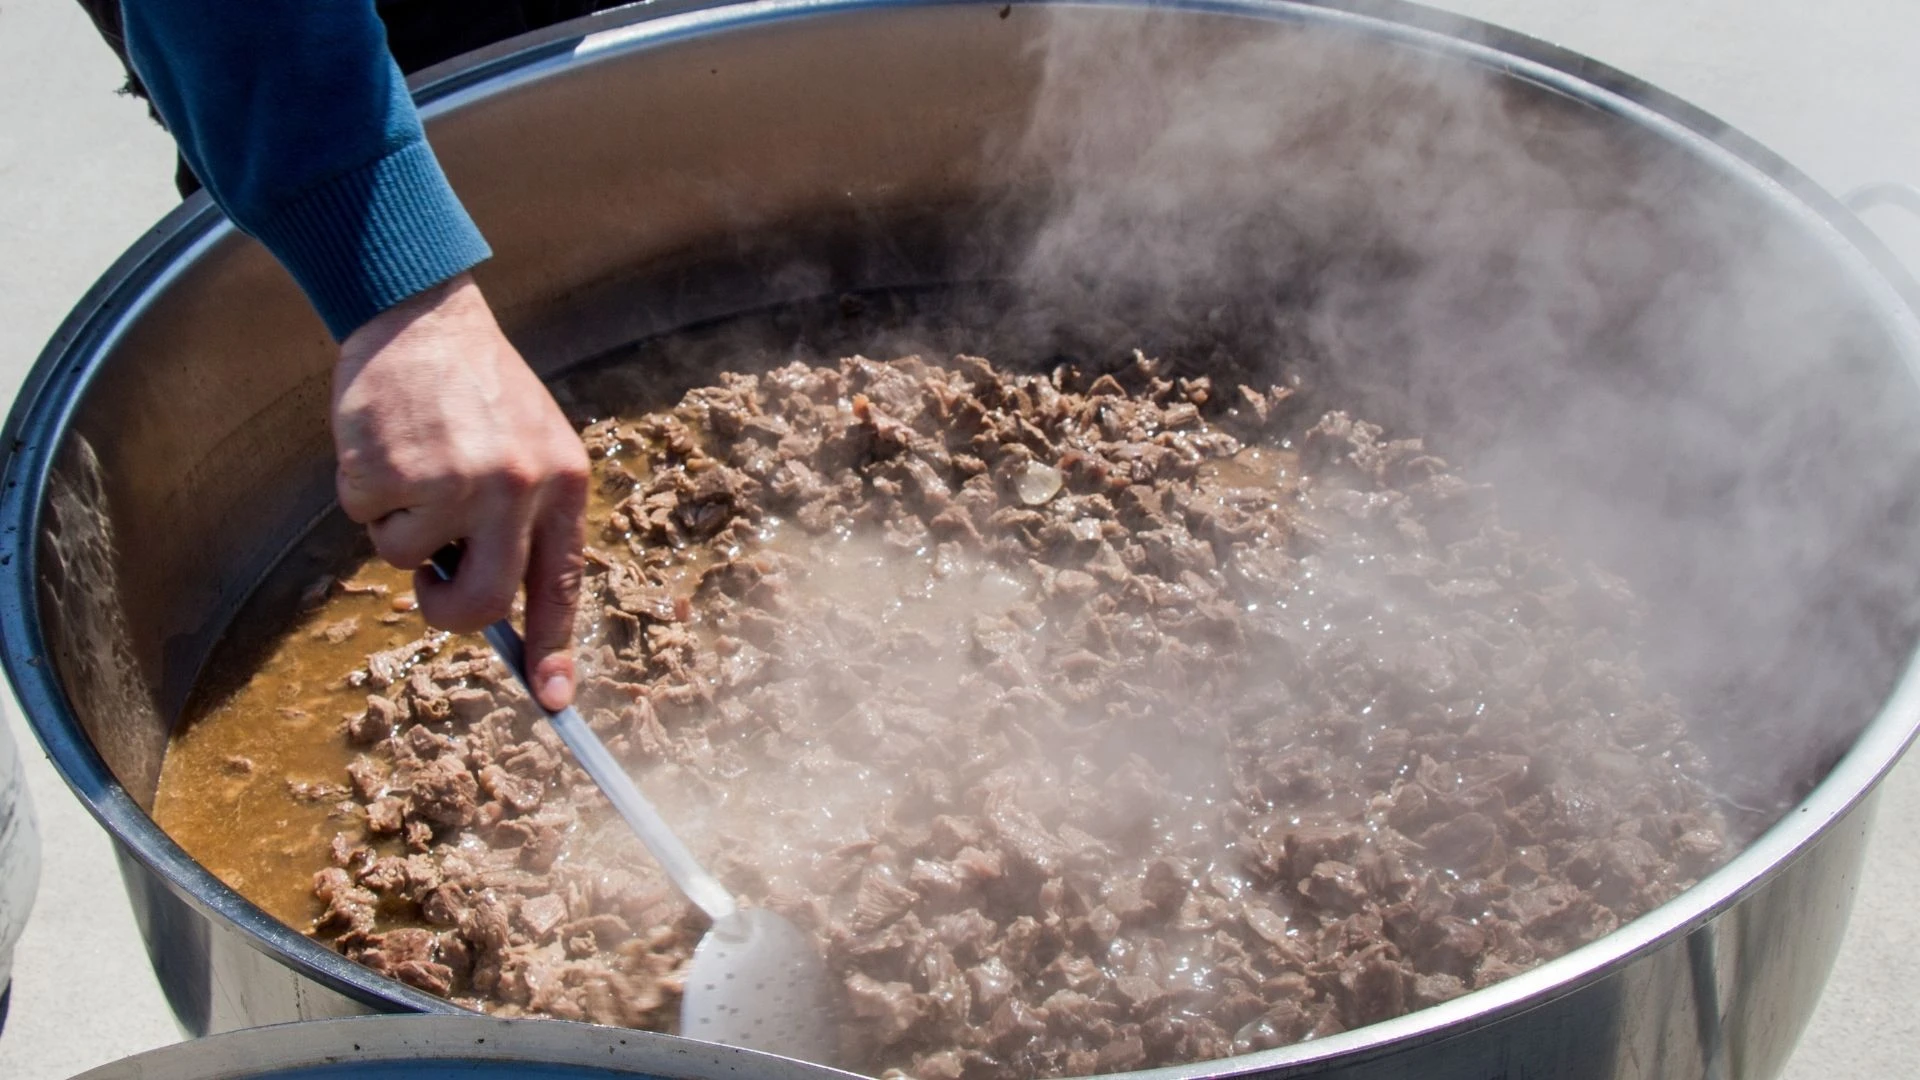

[1688,931,1728,1080]
[39,436,165,807]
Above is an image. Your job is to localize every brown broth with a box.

[153,415,688,929]
[151,436,1305,930]
[152,561,426,925]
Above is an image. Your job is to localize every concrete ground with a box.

[0,0,1915,1076]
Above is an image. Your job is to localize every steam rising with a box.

[555,2,1920,907]
[546,4,1920,1066]
[983,7,1920,816]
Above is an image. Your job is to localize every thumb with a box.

[523,488,587,711]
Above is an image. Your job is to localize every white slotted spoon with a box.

[429,550,838,1063]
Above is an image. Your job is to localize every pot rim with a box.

[70,1014,858,1079]
[7,0,1920,1072]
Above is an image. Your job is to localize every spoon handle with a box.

[428,548,738,922]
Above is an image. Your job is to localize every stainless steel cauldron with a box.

[9,1,1920,1077]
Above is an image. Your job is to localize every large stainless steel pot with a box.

[9,0,1920,1077]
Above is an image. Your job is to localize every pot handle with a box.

[1846,182,1920,218]
[1844,184,1920,285]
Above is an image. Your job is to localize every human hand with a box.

[334,273,589,710]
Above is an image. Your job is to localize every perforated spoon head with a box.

[680,908,840,1065]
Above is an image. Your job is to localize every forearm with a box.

[119,0,490,340]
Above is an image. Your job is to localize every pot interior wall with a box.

[33,2,1920,841]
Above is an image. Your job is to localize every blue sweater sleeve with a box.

[119,0,492,341]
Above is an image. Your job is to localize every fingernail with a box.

[541,672,572,708]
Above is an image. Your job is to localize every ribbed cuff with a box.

[251,138,492,341]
